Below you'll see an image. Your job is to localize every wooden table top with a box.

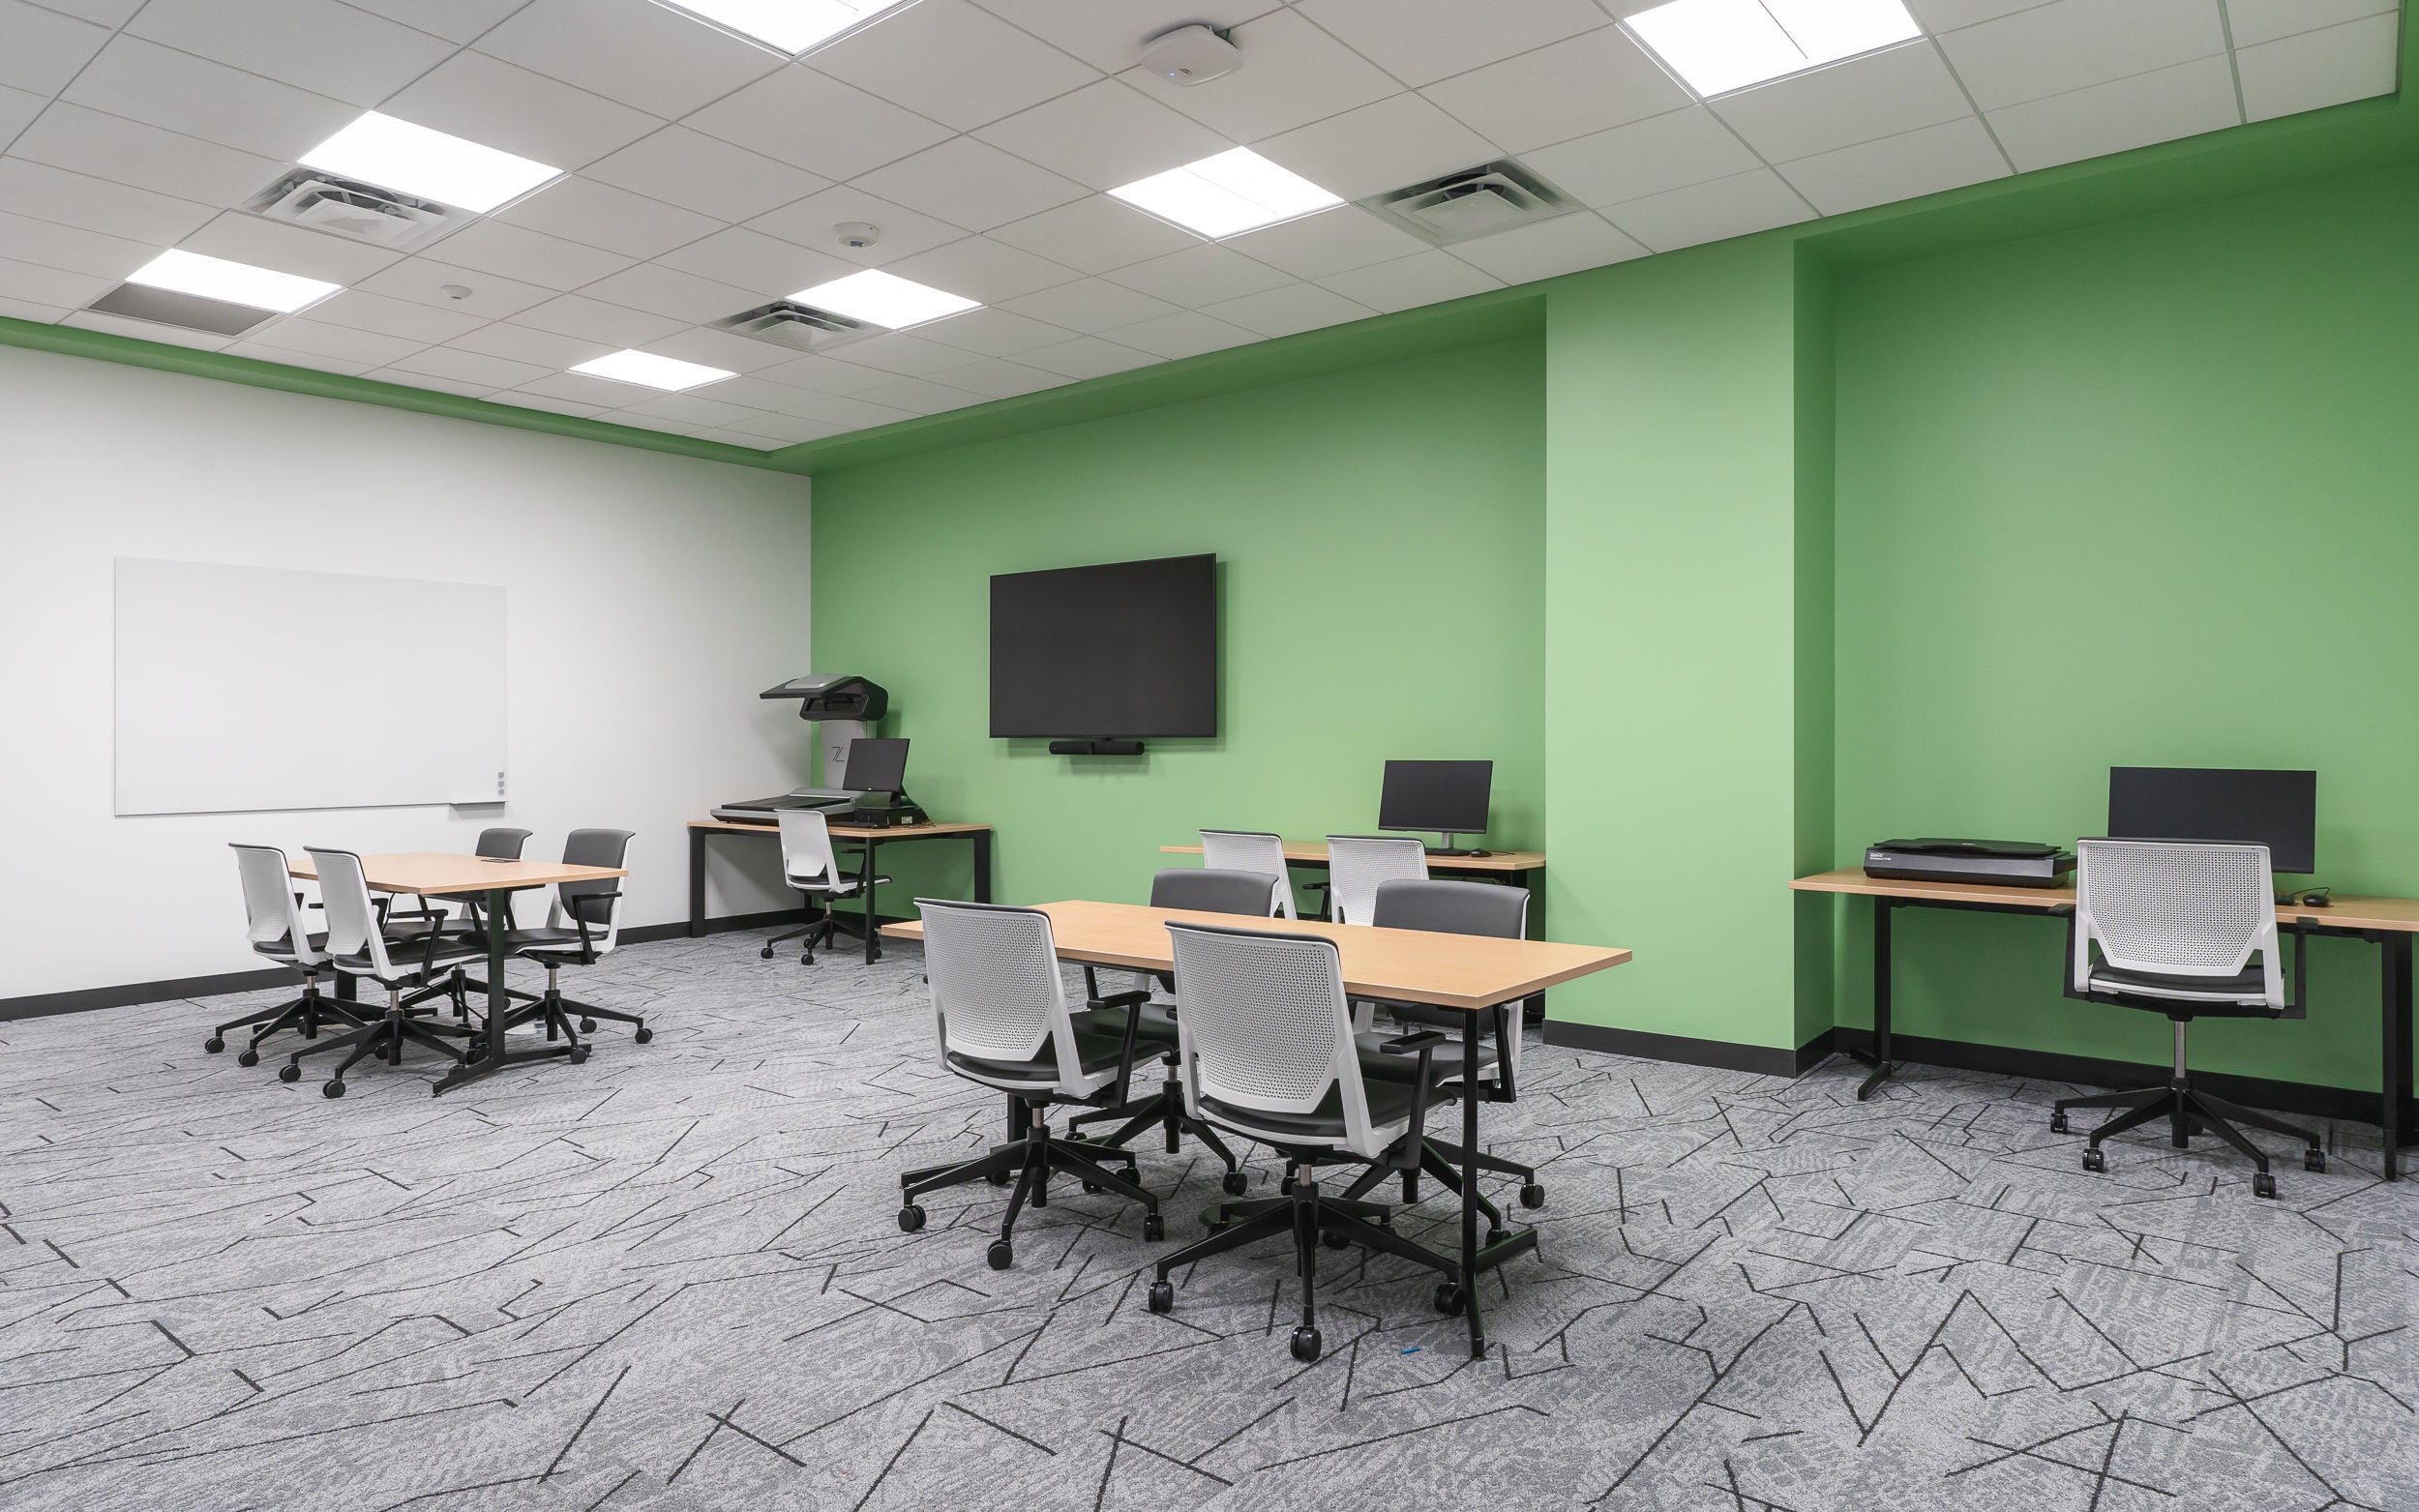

[882,899,1628,1012]
[289,850,626,897]
[1161,842,1546,873]
[693,818,991,839]
[1792,867,2419,934]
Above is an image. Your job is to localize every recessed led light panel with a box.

[300,112,562,214]
[658,0,919,54]
[1109,148,1344,239]
[789,269,980,330]
[1625,0,1922,99]
[124,250,340,312]
[571,349,737,391]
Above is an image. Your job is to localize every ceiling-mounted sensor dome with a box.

[1140,24,1241,86]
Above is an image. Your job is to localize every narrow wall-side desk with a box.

[1793,868,2419,1178]
[689,819,992,963]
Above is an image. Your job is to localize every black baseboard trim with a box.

[1543,1021,1815,1079]
[620,909,796,944]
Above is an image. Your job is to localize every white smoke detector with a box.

[1141,24,1241,86]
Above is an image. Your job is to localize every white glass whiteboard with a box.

[114,558,507,815]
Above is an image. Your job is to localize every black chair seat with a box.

[1355,1030,1497,1082]
[253,932,329,958]
[1074,1001,1178,1043]
[1199,1079,1421,1140]
[330,938,487,979]
[2090,963,2275,1008]
[946,1029,1131,1083]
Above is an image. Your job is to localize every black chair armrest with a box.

[1376,1029,1449,1055]
[1086,989,1153,1011]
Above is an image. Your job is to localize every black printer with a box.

[1864,839,2076,888]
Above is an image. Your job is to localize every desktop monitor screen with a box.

[2106,766,2316,873]
[1379,760,1492,836]
[845,737,909,795]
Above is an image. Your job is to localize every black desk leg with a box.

[688,827,708,939]
[1524,868,1546,1025]
[435,886,553,1096]
[972,830,993,904]
[1848,899,1898,1099]
[1460,1040,1487,1359]
[2385,932,2413,1181]
[861,841,881,964]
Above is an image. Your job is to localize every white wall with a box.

[0,345,818,1000]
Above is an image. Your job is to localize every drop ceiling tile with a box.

[385,343,553,389]
[684,63,956,181]
[753,352,904,395]
[22,0,141,24]
[510,370,652,406]
[1713,44,1977,163]
[240,314,428,368]
[692,372,818,410]
[853,374,987,413]
[586,128,830,223]
[1522,106,1764,210]
[477,0,783,120]
[638,325,799,372]
[621,390,762,427]
[2225,0,2396,47]
[1256,93,1499,204]
[851,137,1090,231]
[62,309,234,349]
[1126,9,1398,141]
[928,356,1068,399]
[341,0,531,44]
[9,103,288,207]
[748,185,970,268]
[511,292,688,346]
[1000,276,1181,333]
[825,332,972,376]
[1445,210,1648,282]
[448,320,612,368]
[355,256,557,319]
[62,36,357,161]
[0,208,154,279]
[756,380,920,426]
[1297,0,1609,88]
[0,0,110,97]
[1936,0,2228,112]
[1984,54,2239,171]
[1904,0,2041,28]
[721,411,846,444]
[1777,116,2009,217]
[974,78,1233,192]
[884,236,1082,304]
[0,294,72,322]
[1104,242,1294,306]
[1222,206,1427,280]
[2236,13,2402,122]
[0,82,43,142]
[0,253,114,311]
[492,178,721,262]
[224,341,373,375]
[989,195,1199,275]
[414,219,630,291]
[1094,308,1258,358]
[1419,24,1692,156]
[910,306,1073,357]
[1599,168,1812,254]
[1198,280,1375,338]
[969,0,1277,73]
[308,287,489,343]
[366,367,502,398]
[125,0,455,108]
[180,212,404,284]
[499,391,612,419]
[656,225,855,297]
[0,159,217,246]
[809,0,1100,132]
[1016,333,1158,379]
[580,260,759,322]
[381,51,664,172]
[1314,248,1500,313]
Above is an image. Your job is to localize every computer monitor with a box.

[845,737,910,796]
[1379,759,1492,855]
[2106,766,2316,874]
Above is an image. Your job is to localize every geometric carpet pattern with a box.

[4,932,2416,1512]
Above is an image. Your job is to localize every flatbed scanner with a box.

[1864,838,2076,888]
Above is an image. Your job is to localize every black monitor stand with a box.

[1425,833,1491,859]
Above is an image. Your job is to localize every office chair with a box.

[1063,868,1277,1192]
[763,809,885,964]
[1144,920,1460,1361]
[208,844,364,1065]
[498,828,645,1051]
[896,900,1163,1268]
[1200,829,1297,918]
[395,826,532,1017]
[280,847,482,1097]
[1352,879,1545,1216]
[2050,838,2323,1198]
[1323,835,1429,924]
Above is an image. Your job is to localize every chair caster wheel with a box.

[1289,1326,1322,1363]
[204,1037,225,1053]
[237,1050,260,1068]
[1518,1182,1545,1210]
[1280,1176,1296,1196]
[986,1170,1011,1186]
[2305,1148,2326,1172]
[1221,1171,1248,1197]
[760,947,774,960]
[323,1080,345,1099]
[634,1026,653,1044]
[1083,1181,1105,1194]
[2081,1147,2105,1172]
[987,1240,1013,1270]
[1144,1213,1165,1241]
[2049,1111,2071,1135]
[1485,1229,1508,1250]
[1434,1282,1464,1316]
[1147,1279,1174,1314]
[568,1045,590,1065]
[1322,1229,1350,1250]
[898,1204,926,1233]
[2254,1171,2278,1200]
[579,1018,597,1033]
[278,1064,301,1083]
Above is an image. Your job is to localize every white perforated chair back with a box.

[1324,836,1428,926]
[306,848,398,979]
[2074,839,2280,1001]
[232,845,321,965]
[918,901,1101,1089]
[1167,922,1396,1158]
[777,809,846,889]
[1200,829,1296,918]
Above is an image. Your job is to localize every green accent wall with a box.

[811,337,1545,912]
[1831,163,2419,1091]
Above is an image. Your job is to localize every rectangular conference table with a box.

[884,899,1631,1357]
[289,850,627,1096]
[1794,868,2419,1178]
[689,818,993,962]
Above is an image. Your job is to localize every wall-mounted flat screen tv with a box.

[990,553,1217,738]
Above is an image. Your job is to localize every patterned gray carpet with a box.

[3,932,2416,1512]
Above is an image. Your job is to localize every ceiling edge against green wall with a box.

[0,315,799,473]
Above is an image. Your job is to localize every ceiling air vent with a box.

[712,300,872,353]
[249,169,456,250]
[1359,161,1577,247]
